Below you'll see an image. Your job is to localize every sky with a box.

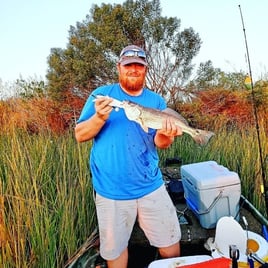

[1,0,267,85]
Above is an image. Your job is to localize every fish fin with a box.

[163,108,189,126]
[139,123,149,133]
[192,129,215,146]
[135,118,149,133]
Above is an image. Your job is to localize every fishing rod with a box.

[238,5,268,218]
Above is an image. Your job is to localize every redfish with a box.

[92,95,215,145]
[121,100,215,146]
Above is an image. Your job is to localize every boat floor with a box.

[67,197,266,268]
[66,164,267,268]
[127,198,265,268]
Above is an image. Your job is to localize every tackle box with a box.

[181,161,241,229]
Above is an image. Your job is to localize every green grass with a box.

[0,125,267,266]
[159,124,268,215]
[0,130,96,267]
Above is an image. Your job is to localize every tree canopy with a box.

[46,0,201,102]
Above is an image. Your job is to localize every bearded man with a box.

[75,45,182,268]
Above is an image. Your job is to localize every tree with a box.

[46,0,201,103]
[190,60,247,91]
[16,78,47,99]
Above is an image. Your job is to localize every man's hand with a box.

[94,96,114,122]
[157,117,183,138]
[154,117,183,149]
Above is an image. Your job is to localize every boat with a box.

[65,158,268,268]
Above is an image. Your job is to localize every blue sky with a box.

[1,0,267,84]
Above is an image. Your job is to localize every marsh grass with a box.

[159,124,268,216]
[0,125,267,267]
[0,130,96,267]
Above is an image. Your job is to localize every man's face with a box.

[117,63,147,93]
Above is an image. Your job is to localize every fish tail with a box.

[192,129,215,146]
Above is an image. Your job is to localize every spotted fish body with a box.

[121,100,215,146]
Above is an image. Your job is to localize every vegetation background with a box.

[0,0,267,267]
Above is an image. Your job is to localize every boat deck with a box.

[65,162,268,268]
[127,197,265,268]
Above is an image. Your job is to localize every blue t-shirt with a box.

[77,83,167,200]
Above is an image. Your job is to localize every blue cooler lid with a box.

[180,161,240,190]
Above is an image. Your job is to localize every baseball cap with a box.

[118,45,148,66]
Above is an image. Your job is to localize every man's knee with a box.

[158,242,180,258]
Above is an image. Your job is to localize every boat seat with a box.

[207,216,268,263]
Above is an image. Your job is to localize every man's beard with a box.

[119,75,145,92]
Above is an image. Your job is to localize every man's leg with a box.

[159,241,180,258]
[107,248,128,268]
[95,194,137,268]
[138,185,181,259]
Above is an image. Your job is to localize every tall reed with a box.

[159,124,268,217]
[0,130,96,267]
[0,124,266,266]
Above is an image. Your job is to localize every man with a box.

[75,45,182,268]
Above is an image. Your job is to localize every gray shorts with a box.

[95,185,181,260]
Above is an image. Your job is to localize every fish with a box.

[121,100,215,146]
[91,95,215,145]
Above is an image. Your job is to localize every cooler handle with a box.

[187,190,223,215]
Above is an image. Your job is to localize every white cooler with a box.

[181,161,241,229]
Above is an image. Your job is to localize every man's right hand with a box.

[94,97,114,122]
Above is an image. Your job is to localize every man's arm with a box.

[75,97,113,142]
[154,117,182,149]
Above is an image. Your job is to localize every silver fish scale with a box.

[140,108,167,129]
[122,101,215,146]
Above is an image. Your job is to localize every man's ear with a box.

[116,62,121,70]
